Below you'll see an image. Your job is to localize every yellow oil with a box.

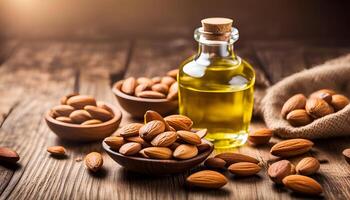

[178,56,255,149]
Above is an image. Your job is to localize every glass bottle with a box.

[178,18,255,149]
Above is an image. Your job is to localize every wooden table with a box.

[0,39,350,200]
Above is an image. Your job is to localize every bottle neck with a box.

[197,43,236,59]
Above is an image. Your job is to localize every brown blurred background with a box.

[1,0,350,42]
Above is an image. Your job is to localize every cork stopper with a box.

[201,18,233,34]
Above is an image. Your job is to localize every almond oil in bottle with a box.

[178,18,255,149]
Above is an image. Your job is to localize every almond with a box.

[151,131,177,147]
[310,89,336,100]
[136,91,166,99]
[84,105,113,122]
[81,119,102,125]
[296,157,320,175]
[139,149,149,158]
[281,94,307,118]
[204,157,226,169]
[104,136,125,151]
[51,105,75,117]
[139,120,165,141]
[143,147,172,159]
[343,148,350,164]
[125,136,150,148]
[197,141,211,152]
[164,115,193,131]
[135,84,149,95]
[60,93,79,105]
[96,101,114,114]
[186,170,228,189]
[215,152,259,165]
[306,98,334,118]
[69,110,92,124]
[270,139,313,157]
[47,146,66,156]
[0,147,20,164]
[177,130,201,145]
[161,76,176,86]
[151,76,161,84]
[167,90,178,100]
[173,144,198,160]
[166,69,179,79]
[331,94,349,111]
[85,152,103,172]
[282,175,323,195]
[167,82,178,100]
[144,110,171,131]
[151,83,169,94]
[119,123,144,137]
[268,160,292,184]
[228,162,261,176]
[286,109,312,127]
[119,142,142,156]
[195,129,208,138]
[248,128,273,145]
[67,95,96,109]
[121,77,136,95]
[55,116,73,123]
[137,77,153,88]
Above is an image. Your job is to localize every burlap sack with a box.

[261,54,350,139]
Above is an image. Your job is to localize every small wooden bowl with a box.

[103,140,214,175]
[112,81,178,118]
[45,103,122,142]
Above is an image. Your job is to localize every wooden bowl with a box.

[45,103,122,142]
[112,81,178,118]
[103,140,214,175]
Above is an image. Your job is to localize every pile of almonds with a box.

[281,89,349,127]
[50,94,115,125]
[104,110,210,160]
[118,69,178,100]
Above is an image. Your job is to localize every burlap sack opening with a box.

[261,54,350,139]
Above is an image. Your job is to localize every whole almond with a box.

[151,131,177,147]
[167,82,178,100]
[306,98,334,118]
[60,93,79,105]
[97,101,114,114]
[69,110,92,124]
[296,157,320,175]
[135,84,149,95]
[143,147,172,159]
[282,175,323,195]
[121,77,136,95]
[125,136,150,148]
[268,160,292,184]
[281,94,307,118]
[55,116,73,123]
[151,76,161,84]
[270,139,314,157]
[151,83,169,94]
[51,105,75,117]
[342,148,350,164]
[0,147,20,164]
[85,152,103,172]
[310,89,336,99]
[137,77,153,88]
[161,76,176,86]
[104,136,125,151]
[166,69,179,79]
[81,119,102,125]
[47,146,66,156]
[286,109,312,127]
[119,123,144,137]
[177,130,201,145]
[215,152,259,165]
[248,128,273,145]
[136,91,166,99]
[139,120,165,141]
[67,95,96,109]
[84,105,113,122]
[228,162,261,176]
[144,110,171,131]
[197,141,211,152]
[164,115,193,130]
[331,94,349,111]
[173,144,198,160]
[186,170,228,189]
[119,142,142,156]
[204,157,226,169]
[195,129,208,138]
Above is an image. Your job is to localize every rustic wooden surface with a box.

[0,39,350,200]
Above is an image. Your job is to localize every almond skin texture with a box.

[177,130,201,145]
[186,170,228,189]
[296,157,320,175]
[331,94,349,111]
[81,119,102,125]
[281,94,307,118]
[282,175,323,196]
[270,139,314,158]
[228,162,261,176]
[136,91,166,99]
[204,157,226,169]
[104,136,125,151]
[143,147,172,159]
[84,105,113,122]
[151,131,177,147]
[306,98,334,118]
[67,95,96,109]
[268,160,292,184]
[164,115,193,131]
[69,110,92,124]
[215,152,259,165]
[139,120,165,141]
[47,146,66,156]
[119,123,144,137]
[85,152,103,172]
[119,142,142,156]
[121,77,136,95]
[55,116,73,123]
[0,147,20,164]
[248,128,273,145]
[286,109,312,127]
[173,144,198,160]
[342,148,350,164]
[51,105,75,117]
[144,110,171,131]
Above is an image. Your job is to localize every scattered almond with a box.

[119,142,142,156]
[330,94,349,111]
[121,77,136,95]
[120,123,144,137]
[47,146,66,156]
[151,131,177,147]
[281,94,307,118]
[228,162,261,176]
[296,157,320,175]
[139,120,165,141]
[248,128,273,145]
[66,95,97,109]
[270,139,313,158]
[69,110,92,124]
[173,144,198,160]
[268,160,292,184]
[306,98,334,118]
[282,175,323,196]
[286,109,312,127]
[143,147,172,159]
[186,170,228,189]
[177,130,201,145]
[215,152,259,165]
[204,157,226,169]
[85,152,103,172]
[0,147,20,164]
[104,136,125,151]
